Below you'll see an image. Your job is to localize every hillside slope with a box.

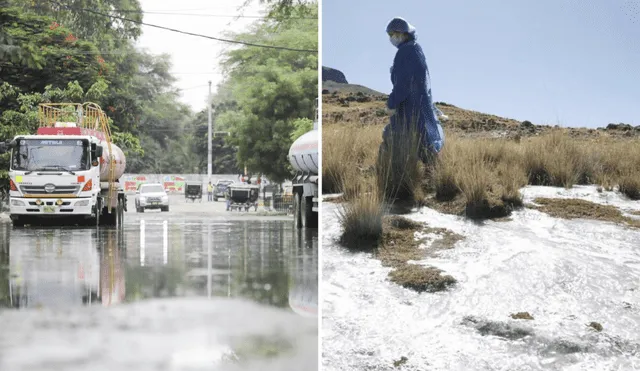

[322,67,639,139]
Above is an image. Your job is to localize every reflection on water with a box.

[0,219,317,317]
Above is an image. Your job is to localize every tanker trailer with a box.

[0,103,127,227]
[287,109,319,228]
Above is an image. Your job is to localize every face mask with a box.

[389,34,404,47]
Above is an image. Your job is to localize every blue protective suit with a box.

[384,19,444,154]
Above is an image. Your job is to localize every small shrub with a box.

[337,181,385,250]
[497,162,526,208]
[618,173,640,200]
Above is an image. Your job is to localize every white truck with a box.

[287,102,319,228]
[0,103,127,227]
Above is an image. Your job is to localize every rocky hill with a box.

[322,67,348,84]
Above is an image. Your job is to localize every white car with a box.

[135,183,169,212]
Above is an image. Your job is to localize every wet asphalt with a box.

[0,194,318,370]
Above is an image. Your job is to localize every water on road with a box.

[0,197,318,370]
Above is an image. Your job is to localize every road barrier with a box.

[121,174,284,194]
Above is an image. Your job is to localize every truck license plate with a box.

[43,206,55,213]
[152,202,159,205]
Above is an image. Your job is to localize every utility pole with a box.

[207,80,212,183]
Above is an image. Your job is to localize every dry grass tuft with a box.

[376,124,424,204]
[531,198,640,228]
[336,180,385,251]
[322,124,381,196]
[618,173,640,200]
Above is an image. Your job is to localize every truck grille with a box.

[20,185,80,195]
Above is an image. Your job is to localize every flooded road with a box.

[0,198,318,370]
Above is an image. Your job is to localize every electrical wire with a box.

[121,10,316,20]
[44,0,317,53]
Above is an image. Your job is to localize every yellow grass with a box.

[336,178,385,250]
[324,123,640,221]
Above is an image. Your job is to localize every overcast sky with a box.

[135,0,266,113]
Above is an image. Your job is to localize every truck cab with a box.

[0,133,105,226]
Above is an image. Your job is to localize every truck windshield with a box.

[11,139,89,172]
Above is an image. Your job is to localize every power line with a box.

[141,11,316,20]
[44,0,317,53]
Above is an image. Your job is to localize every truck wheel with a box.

[301,196,316,228]
[293,193,302,229]
[161,206,169,212]
[11,217,25,228]
[214,197,218,202]
[101,207,117,226]
[117,199,124,227]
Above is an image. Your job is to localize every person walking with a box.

[379,17,447,166]
[207,181,213,202]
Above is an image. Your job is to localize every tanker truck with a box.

[0,103,127,227]
[287,101,319,228]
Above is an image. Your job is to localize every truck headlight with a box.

[76,200,90,207]
[139,197,146,203]
[11,199,24,206]
[162,195,168,201]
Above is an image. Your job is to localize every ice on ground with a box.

[322,186,640,371]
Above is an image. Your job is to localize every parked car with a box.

[135,183,169,212]
[214,180,234,201]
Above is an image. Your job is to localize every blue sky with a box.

[322,0,640,128]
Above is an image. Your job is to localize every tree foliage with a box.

[215,1,318,183]
[0,0,317,199]
[0,2,196,196]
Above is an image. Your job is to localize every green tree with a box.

[216,1,317,183]
[290,117,314,141]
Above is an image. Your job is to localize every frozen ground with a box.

[0,298,317,371]
[322,186,640,371]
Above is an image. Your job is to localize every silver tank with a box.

[287,129,318,174]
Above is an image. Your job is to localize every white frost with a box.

[322,186,640,371]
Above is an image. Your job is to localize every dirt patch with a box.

[465,199,511,220]
[588,322,603,332]
[378,216,464,266]
[393,356,408,368]
[510,312,534,320]
[386,215,422,230]
[423,195,466,216]
[530,198,640,228]
[375,216,464,293]
[388,264,456,293]
[422,194,519,220]
[462,316,534,340]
